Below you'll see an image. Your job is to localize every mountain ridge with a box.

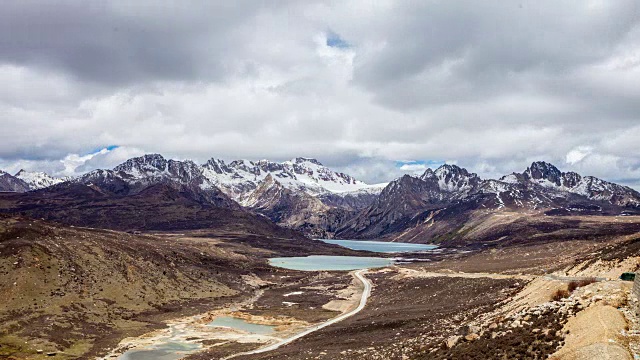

[2,156,639,240]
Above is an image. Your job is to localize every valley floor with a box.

[2,215,640,360]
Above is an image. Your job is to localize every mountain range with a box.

[1,154,639,243]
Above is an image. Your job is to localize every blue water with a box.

[320,239,437,253]
[269,255,395,271]
[207,316,275,335]
[119,341,201,360]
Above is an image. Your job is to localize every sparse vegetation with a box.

[551,288,570,301]
[567,278,597,292]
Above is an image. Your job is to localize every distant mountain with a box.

[0,170,30,192]
[0,154,385,237]
[3,155,639,243]
[201,156,384,202]
[336,165,484,239]
[77,154,239,209]
[498,161,640,208]
[243,174,353,238]
[14,169,67,190]
[335,162,640,242]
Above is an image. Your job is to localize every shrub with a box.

[568,278,597,292]
[551,289,570,301]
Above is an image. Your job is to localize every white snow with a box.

[201,157,382,200]
[14,170,67,190]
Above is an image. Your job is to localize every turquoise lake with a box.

[268,255,395,271]
[207,316,275,335]
[319,239,437,253]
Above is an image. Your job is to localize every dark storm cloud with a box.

[0,1,276,85]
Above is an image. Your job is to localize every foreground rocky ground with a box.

[227,229,640,360]
[2,213,640,359]
[0,215,356,359]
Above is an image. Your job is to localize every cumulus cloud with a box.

[0,1,639,189]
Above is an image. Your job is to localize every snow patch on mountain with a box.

[202,157,384,201]
[14,170,68,190]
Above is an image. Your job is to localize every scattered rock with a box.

[446,335,461,348]
[465,333,480,341]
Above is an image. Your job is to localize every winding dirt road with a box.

[222,269,372,360]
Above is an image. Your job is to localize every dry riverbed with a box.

[100,270,361,359]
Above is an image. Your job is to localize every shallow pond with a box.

[119,341,201,360]
[208,316,275,335]
[268,255,395,271]
[320,239,437,253]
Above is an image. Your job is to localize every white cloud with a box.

[565,146,593,165]
[0,2,638,189]
[399,163,427,173]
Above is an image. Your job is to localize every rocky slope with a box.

[0,214,358,359]
[336,162,640,242]
[14,170,67,190]
[0,170,30,192]
[243,174,354,238]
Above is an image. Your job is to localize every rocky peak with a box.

[114,154,168,173]
[420,168,435,180]
[561,171,582,188]
[523,161,563,186]
[0,170,30,192]
[203,158,232,174]
[292,157,323,166]
[420,164,481,193]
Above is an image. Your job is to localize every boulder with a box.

[446,335,461,348]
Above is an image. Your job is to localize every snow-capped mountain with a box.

[0,170,30,192]
[242,174,354,237]
[335,162,640,240]
[77,154,239,209]
[498,161,640,207]
[202,157,384,202]
[14,170,68,190]
[4,155,639,240]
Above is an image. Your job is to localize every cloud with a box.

[565,146,593,165]
[0,1,639,189]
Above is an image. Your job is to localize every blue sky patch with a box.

[326,31,350,48]
[86,145,119,155]
[395,160,444,168]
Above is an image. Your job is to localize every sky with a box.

[1,1,640,188]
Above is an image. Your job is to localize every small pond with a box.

[207,316,275,335]
[119,341,201,360]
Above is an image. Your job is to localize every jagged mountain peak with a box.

[14,169,67,190]
[114,153,168,172]
[200,156,379,199]
[523,161,563,186]
[112,154,203,184]
[288,157,323,166]
[418,164,481,194]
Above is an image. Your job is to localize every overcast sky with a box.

[1,1,640,188]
